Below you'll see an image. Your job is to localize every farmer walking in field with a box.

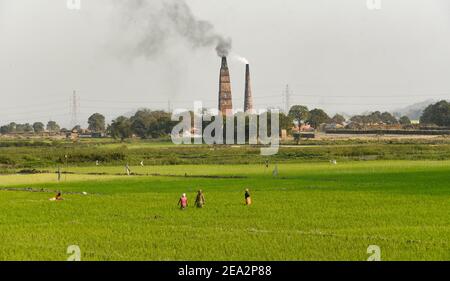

[195,190,205,208]
[245,189,252,206]
[178,193,188,210]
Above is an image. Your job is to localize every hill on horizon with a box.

[393,99,436,121]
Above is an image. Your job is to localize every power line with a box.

[0,108,69,118]
[0,113,72,124]
[0,100,67,112]
[81,98,217,104]
[253,93,450,99]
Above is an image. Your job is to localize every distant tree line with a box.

[109,110,295,141]
[348,100,450,127]
[1,100,449,138]
[349,111,411,126]
[287,100,449,129]
[288,105,345,128]
[0,121,60,134]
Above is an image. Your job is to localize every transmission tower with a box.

[283,85,291,114]
[168,99,172,113]
[70,91,79,129]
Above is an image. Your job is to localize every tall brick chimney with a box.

[244,64,253,113]
[218,57,233,115]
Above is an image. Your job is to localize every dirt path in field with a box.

[32,171,248,179]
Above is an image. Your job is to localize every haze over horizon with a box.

[1,0,449,127]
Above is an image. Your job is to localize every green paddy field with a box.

[1,156,450,261]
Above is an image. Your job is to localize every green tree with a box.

[25,124,34,132]
[147,110,174,138]
[351,112,397,125]
[72,125,81,132]
[88,113,106,133]
[279,113,294,134]
[0,126,8,134]
[368,111,382,124]
[331,114,346,125]
[399,116,411,125]
[350,115,365,124]
[131,109,154,139]
[420,100,450,126]
[15,124,26,133]
[110,116,133,141]
[33,122,45,133]
[16,123,33,133]
[131,109,173,139]
[288,105,310,125]
[307,108,330,128]
[5,122,16,133]
[380,112,398,125]
[46,121,60,132]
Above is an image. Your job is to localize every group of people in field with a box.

[51,161,255,207]
[178,189,252,210]
[49,189,252,209]
[177,190,205,209]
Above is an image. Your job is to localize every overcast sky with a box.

[1,0,449,127]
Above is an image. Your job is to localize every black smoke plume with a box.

[116,0,232,58]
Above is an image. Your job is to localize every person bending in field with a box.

[49,192,63,201]
[178,193,188,210]
[195,190,205,208]
[245,189,252,206]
